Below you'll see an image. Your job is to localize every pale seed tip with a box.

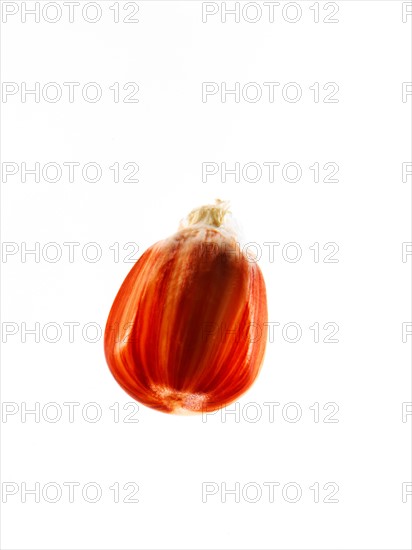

[185,199,231,228]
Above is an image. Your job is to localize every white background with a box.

[1,1,411,549]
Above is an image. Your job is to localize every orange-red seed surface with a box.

[104,221,268,414]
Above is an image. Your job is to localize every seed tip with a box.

[185,198,231,228]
